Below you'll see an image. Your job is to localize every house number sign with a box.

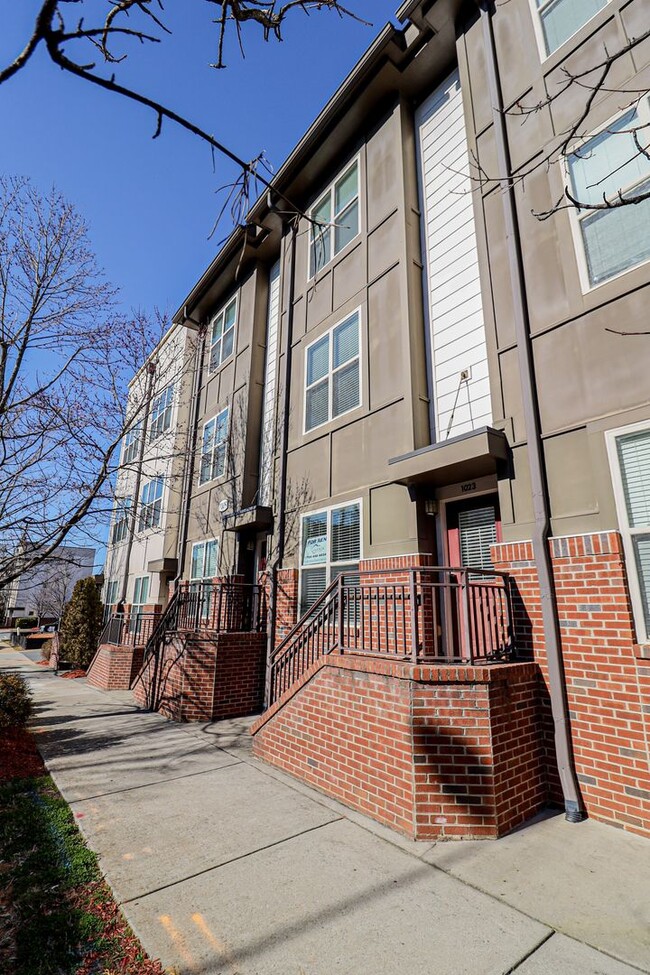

[460,481,477,493]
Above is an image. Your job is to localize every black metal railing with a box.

[268,566,515,705]
[101,611,160,647]
[175,580,267,633]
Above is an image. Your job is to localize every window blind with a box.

[458,506,497,571]
[537,0,606,55]
[618,431,650,527]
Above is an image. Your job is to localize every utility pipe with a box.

[474,0,585,821]
[119,360,157,604]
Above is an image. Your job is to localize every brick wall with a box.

[275,568,298,648]
[493,532,650,839]
[132,631,266,722]
[87,644,144,691]
[252,656,546,840]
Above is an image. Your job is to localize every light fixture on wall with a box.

[424,500,438,517]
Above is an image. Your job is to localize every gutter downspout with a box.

[475,0,585,822]
[120,361,157,604]
[265,219,298,706]
[175,321,207,585]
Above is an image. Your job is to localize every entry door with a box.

[446,496,502,660]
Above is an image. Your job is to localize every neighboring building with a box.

[95,0,650,842]
[4,544,96,623]
[102,321,196,622]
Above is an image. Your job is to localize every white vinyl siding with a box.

[567,103,650,289]
[607,424,650,643]
[300,501,361,616]
[458,506,497,572]
[259,261,281,504]
[304,311,361,433]
[416,69,492,442]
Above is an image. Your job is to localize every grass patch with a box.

[0,774,165,975]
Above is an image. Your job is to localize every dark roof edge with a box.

[172,19,406,324]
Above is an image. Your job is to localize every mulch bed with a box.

[0,724,167,975]
[60,669,87,680]
[35,660,51,667]
[0,726,46,782]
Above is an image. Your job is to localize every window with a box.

[122,421,142,465]
[533,0,608,57]
[305,311,360,432]
[200,408,229,484]
[130,576,150,634]
[458,507,497,573]
[104,579,119,606]
[111,498,131,545]
[149,385,174,441]
[300,501,361,615]
[310,160,360,278]
[567,104,650,288]
[138,478,164,532]
[190,540,219,581]
[209,296,237,372]
[607,424,650,644]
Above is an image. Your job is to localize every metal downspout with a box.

[175,322,207,585]
[475,0,585,821]
[265,220,298,706]
[119,361,157,603]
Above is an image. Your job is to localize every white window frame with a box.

[299,498,363,616]
[104,579,119,606]
[529,0,611,61]
[208,295,238,373]
[122,421,142,465]
[564,98,650,294]
[303,308,362,435]
[138,477,164,533]
[111,498,131,545]
[606,419,650,645]
[190,539,219,581]
[199,407,229,485]
[149,385,174,441]
[308,156,361,281]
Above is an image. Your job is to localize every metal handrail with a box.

[268,566,516,705]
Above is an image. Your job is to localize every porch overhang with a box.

[223,505,274,533]
[147,557,178,575]
[388,426,509,493]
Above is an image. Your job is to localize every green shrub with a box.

[0,673,32,728]
[15,617,37,629]
[58,578,103,668]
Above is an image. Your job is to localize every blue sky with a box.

[1,1,399,316]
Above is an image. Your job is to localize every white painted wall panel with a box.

[259,260,281,504]
[416,69,492,441]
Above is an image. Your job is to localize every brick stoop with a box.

[252,655,547,840]
[86,643,145,691]
[132,631,267,722]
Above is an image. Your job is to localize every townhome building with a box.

[95,322,195,686]
[92,0,650,843]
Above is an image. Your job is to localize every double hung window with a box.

[149,385,174,441]
[300,501,361,615]
[123,421,142,465]
[190,539,219,620]
[130,576,150,635]
[305,311,360,432]
[607,425,650,644]
[533,0,608,57]
[567,104,650,288]
[310,161,359,278]
[104,579,119,607]
[111,498,131,544]
[138,478,164,532]
[209,297,237,372]
[200,408,229,484]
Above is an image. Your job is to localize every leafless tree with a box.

[482,13,650,218]
[0,176,167,588]
[0,1,368,233]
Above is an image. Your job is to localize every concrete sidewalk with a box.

[3,644,650,975]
